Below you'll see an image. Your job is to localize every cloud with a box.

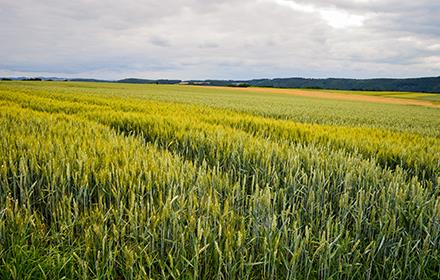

[0,0,438,79]
[269,0,368,28]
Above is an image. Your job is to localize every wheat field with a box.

[0,81,439,279]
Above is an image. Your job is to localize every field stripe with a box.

[199,86,440,108]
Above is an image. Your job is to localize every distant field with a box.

[206,86,440,105]
[201,86,440,109]
[0,81,439,279]
[4,81,439,135]
[323,89,440,102]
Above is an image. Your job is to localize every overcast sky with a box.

[0,0,439,80]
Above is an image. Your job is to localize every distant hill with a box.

[70,78,111,82]
[249,77,440,93]
[2,76,440,93]
[117,78,181,84]
[186,77,440,93]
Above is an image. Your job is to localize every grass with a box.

[0,81,439,279]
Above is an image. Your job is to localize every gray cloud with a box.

[0,0,438,79]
